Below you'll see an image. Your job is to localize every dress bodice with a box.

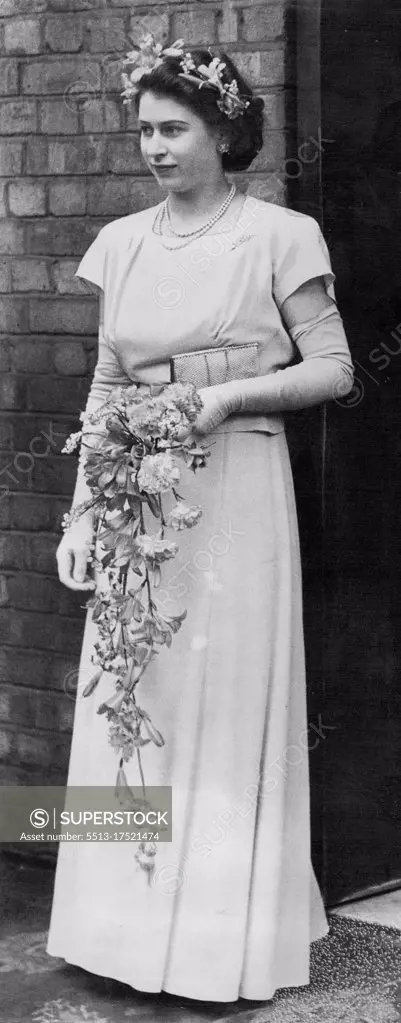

[75,196,336,435]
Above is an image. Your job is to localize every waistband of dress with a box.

[127,366,285,433]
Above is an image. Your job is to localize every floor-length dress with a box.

[46,196,335,1001]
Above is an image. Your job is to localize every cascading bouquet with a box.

[62,381,210,877]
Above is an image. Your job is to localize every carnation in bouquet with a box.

[62,381,211,877]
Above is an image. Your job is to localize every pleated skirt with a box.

[46,427,329,1002]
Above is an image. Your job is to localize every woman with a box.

[47,37,354,1003]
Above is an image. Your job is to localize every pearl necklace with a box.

[152,184,237,251]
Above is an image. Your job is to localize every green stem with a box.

[136,748,146,798]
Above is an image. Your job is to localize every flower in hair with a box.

[121,33,179,102]
[121,33,251,119]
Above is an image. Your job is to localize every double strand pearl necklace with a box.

[152,183,237,251]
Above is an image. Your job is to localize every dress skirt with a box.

[46,426,329,1002]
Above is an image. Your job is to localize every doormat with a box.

[1,857,401,1023]
[1,916,400,1023]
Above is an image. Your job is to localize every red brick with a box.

[216,6,238,43]
[10,494,69,531]
[11,416,71,450]
[240,5,285,42]
[11,339,50,372]
[48,138,105,174]
[171,9,216,44]
[0,647,76,688]
[106,136,144,175]
[25,218,106,256]
[87,15,127,52]
[22,58,102,95]
[0,608,84,653]
[44,15,85,52]
[261,89,286,130]
[0,729,12,758]
[11,259,51,293]
[24,533,60,575]
[27,376,89,415]
[4,19,42,54]
[109,0,178,5]
[0,99,37,135]
[0,221,25,255]
[0,496,10,529]
[39,100,79,135]
[0,260,11,293]
[29,298,98,335]
[0,418,13,450]
[48,179,86,216]
[87,177,132,216]
[0,577,8,606]
[0,59,19,95]
[0,684,75,732]
[0,141,24,175]
[8,181,46,217]
[0,534,24,568]
[129,13,169,46]
[0,341,11,372]
[26,138,48,175]
[104,57,127,93]
[0,0,46,12]
[82,98,121,134]
[4,573,83,616]
[53,341,88,375]
[52,258,89,294]
[0,765,56,788]
[15,731,71,767]
[47,0,99,8]
[260,47,286,86]
[229,51,262,83]
[0,182,7,218]
[0,299,29,333]
[3,451,75,496]
[125,103,140,133]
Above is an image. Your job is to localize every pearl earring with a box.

[217,141,230,154]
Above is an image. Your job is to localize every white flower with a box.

[197,58,227,95]
[61,430,82,454]
[168,501,202,531]
[137,452,180,494]
[135,533,178,564]
[163,39,186,58]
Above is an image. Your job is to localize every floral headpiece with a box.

[121,33,251,120]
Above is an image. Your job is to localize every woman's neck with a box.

[166,178,232,225]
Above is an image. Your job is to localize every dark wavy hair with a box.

[133,50,265,172]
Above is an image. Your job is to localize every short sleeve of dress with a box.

[272,212,336,311]
[74,226,108,291]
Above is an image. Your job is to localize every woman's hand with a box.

[56,514,96,591]
[190,383,241,436]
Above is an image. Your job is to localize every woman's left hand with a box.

[190,384,241,437]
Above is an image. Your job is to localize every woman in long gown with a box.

[47,38,354,1002]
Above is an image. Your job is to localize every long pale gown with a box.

[46,196,334,1002]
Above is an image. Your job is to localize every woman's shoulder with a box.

[247,196,321,236]
[95,203,163,246]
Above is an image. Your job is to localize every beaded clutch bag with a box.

[170,342,260,389]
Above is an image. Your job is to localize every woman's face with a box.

[138,92,223,193]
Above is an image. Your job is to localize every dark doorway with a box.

[317,0,401,904]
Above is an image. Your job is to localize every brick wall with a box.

[0,0,293,857]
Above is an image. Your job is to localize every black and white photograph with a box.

[1,0,401,1020]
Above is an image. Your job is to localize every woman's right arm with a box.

[57,290,132,590]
